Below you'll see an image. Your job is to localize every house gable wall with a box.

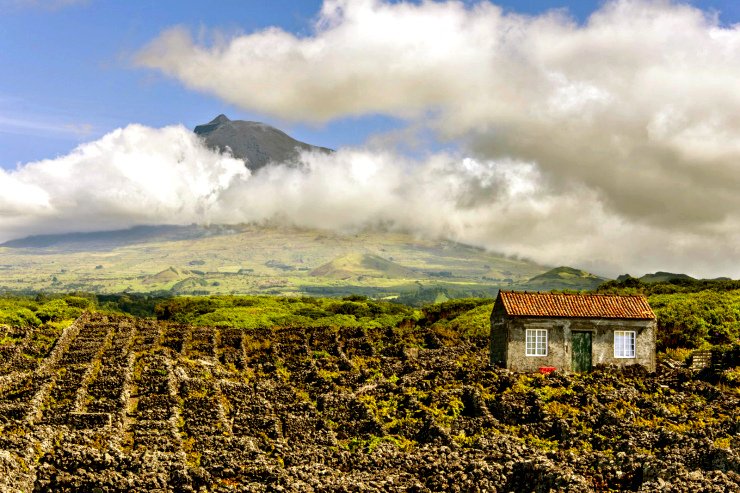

[489,304,507,366]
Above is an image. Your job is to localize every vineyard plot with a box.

[0,313,737,493]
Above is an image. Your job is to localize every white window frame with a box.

[614,330,636,358]
[525,329,548,356]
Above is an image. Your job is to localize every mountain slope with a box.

[0,224,613,298]
[194,114,333,170]
[0,224,556,297]
[0,225,208,251]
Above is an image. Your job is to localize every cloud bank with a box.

[0,125,248,239]
[3,0,740,279]
[2,123,739,278]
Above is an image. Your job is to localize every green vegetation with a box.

[417,298,494,342]
[598,275,740,296]
[650,291,740,350]
[0,294,89,328]
[154,295,419,330]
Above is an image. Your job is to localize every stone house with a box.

[490,291,656,372]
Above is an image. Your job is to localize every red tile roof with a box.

[497,291,655,319]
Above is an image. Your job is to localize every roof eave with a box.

[503,314,656,320]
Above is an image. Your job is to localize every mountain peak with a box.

[209,114,231,125]
[194,115,233,136]
[193,115,333,170]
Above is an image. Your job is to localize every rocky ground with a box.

[0,313,737,492]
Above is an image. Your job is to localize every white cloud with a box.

[0,115,94,138]
[0,124,248,239]
[130,0,740,277]
[3,124,740,278]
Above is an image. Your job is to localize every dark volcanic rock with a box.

[194,114,333,171]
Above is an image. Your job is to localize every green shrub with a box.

[152,295,416,330]
[0,307,41,327]
[63,295,94,309]
[650,291,740,350]
[36,299,82,323]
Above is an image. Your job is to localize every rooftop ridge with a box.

[499,290,646,298]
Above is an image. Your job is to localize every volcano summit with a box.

[194,114,333,170]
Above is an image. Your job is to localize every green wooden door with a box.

[571,332,592,372]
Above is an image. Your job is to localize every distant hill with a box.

[639,272,696,283]
[522,266,608,291]
[310,253,418,280]
[194,114,333,170]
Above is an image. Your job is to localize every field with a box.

[0,298,738,492]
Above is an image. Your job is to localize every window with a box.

[526,329,548,356]
[614,331,636,358]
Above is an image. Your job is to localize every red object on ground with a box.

[539,366,556,374]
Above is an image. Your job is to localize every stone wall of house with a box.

[489,309,507,366]
[499,317,656,372]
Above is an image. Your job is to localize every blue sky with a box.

[1,0,737,168]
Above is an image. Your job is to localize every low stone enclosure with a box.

[0,313,737,492]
